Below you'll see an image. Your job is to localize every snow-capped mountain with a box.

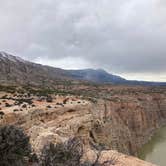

[0,52,27,63]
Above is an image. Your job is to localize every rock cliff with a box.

[89,93,166,155]
[0,88,166,165]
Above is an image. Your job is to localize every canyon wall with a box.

[1,92,166,156]
[0,90,166,166]
[90,93,166,155]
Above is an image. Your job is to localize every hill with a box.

[0,51,166,87]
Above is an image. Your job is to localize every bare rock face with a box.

[90,93,166,155]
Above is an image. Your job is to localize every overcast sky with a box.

[0,0,166,81]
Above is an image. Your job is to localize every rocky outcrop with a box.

[90,93,166,155]
[83,149,156,166]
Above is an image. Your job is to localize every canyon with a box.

[0,85,166,165]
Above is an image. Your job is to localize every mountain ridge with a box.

[0,52,166,87]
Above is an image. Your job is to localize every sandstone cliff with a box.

[89,93,166,155]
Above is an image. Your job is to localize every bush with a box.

[0,125,32,166]
[40,137,83,166]
[0,111,5,119]
[46,96,53,103]
[46,105,52,108]
[5,103,12,107]
[22,104,27,108]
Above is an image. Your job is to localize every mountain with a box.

[0,51,166,87]
[68,68,126,83]
[0,52,71,87]
[68,68,166,86]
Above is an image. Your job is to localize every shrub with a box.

[22,104,27,108]
[46,96,53,103]
[32,104,36,107]
[46,105,52,109]
[5,103,12,107]
[0,111,4,115]
[16,99,33,105]
[40,137,83,166]
[13,109,19,112]
[0,125,32,166]
[0,111,5,119]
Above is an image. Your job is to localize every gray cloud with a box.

[0,0,166,81]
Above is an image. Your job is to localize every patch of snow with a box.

[0,51,27,63]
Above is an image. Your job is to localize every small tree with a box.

[0,125,31,166]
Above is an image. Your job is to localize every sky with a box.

[0,0,166,82]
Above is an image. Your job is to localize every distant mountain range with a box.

[0,52,166,87]
[68,68,127,84]
[69,69,166,86]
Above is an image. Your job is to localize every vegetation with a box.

[0,111,5,119]
[40,137,83,166]
[0,85,16,93]
[46,96,53,102]
[0,125,31,166]
[39,137,118,166]
[0,124,118,166]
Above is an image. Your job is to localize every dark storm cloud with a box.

[0,0,166,80]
